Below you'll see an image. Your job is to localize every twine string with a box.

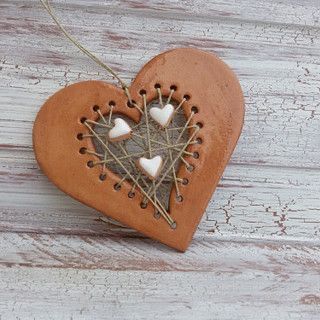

[157,87,180,197]
[39,1,201,228]
[39,0,132,102]
[85,121,175,226]
[82,91,199,228]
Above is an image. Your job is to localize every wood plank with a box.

[0,1,320,318]
[1,154,320,240]
[1,1,320,168]
[0,236,319,319]
[1,231,319,271]
[1,87,320,168]
[0,0,319,242]
[1,269,319,320]
[9,0,320,27]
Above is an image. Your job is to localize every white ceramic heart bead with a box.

[150,103,174,128]
[108,118,132,142]
[137,155,163,180]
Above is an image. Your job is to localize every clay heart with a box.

[33,48,244,251]
[108,118,132,142]
[137,156,163,180]
[150,103,175,127]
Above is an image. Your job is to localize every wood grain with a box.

[1,234,319,319]
[1,231,320,271]
[0,0,320,318]
[1,265,319,320]
[1,1,320,169]
[1,160,320,240]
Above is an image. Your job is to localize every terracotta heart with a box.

[33,48,244,251]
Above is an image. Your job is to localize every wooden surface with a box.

[0,0,319,319]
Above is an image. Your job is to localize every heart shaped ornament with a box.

[150,103,175,127]
[137,156,164,180]
[108,118,132,142]
[33,48,244,251]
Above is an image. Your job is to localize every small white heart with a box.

[150,103,175,128]
[108,118,132,142]
[137,155,163,180]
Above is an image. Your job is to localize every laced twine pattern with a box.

[40,0,201,228]
[80,86,201,228]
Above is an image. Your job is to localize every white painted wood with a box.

[1,157,319,240]
[0,0,320,318]
[1,2,320,168]
[0,234,319,319]
[1,231,320,271]
[1,266,319,320]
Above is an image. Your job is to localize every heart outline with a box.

[33,48,244,251]
[137,155,164,180]
[150,103,175,127]
[108,118,132,142]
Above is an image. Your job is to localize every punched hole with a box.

[193,152,199,159]
[99,173,106,181]
[176,195,183,203]
[80,117,87,124]
[170,222,177,230]
[187,164,195,172]
[196,137,203,144]
[170,85,177,91]
[127,100,136,108]
[154,211,161,219]
[93,105,99,112]
[79,147,87,154]
[128,191,135,198]
[77,133,83,140]
[154,83,161,89]
[183,94,191,101]
[140,202,147,209]
[87,160,94,168]
[109,100,116,107]
[182,178,189,185]
[191,106,198,113]
[114,183,121,191]
[196,122,203,129]
[139,89,146,96]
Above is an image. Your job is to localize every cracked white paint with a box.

[0,0,320,318]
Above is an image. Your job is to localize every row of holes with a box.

[77,84,203,207]
[137,84,189,101]
[134,84,198,116]
[81,147,197,179]
[78,86,203,129]
[83,153,196,206]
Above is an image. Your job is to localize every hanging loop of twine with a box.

[40,0,132,103]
